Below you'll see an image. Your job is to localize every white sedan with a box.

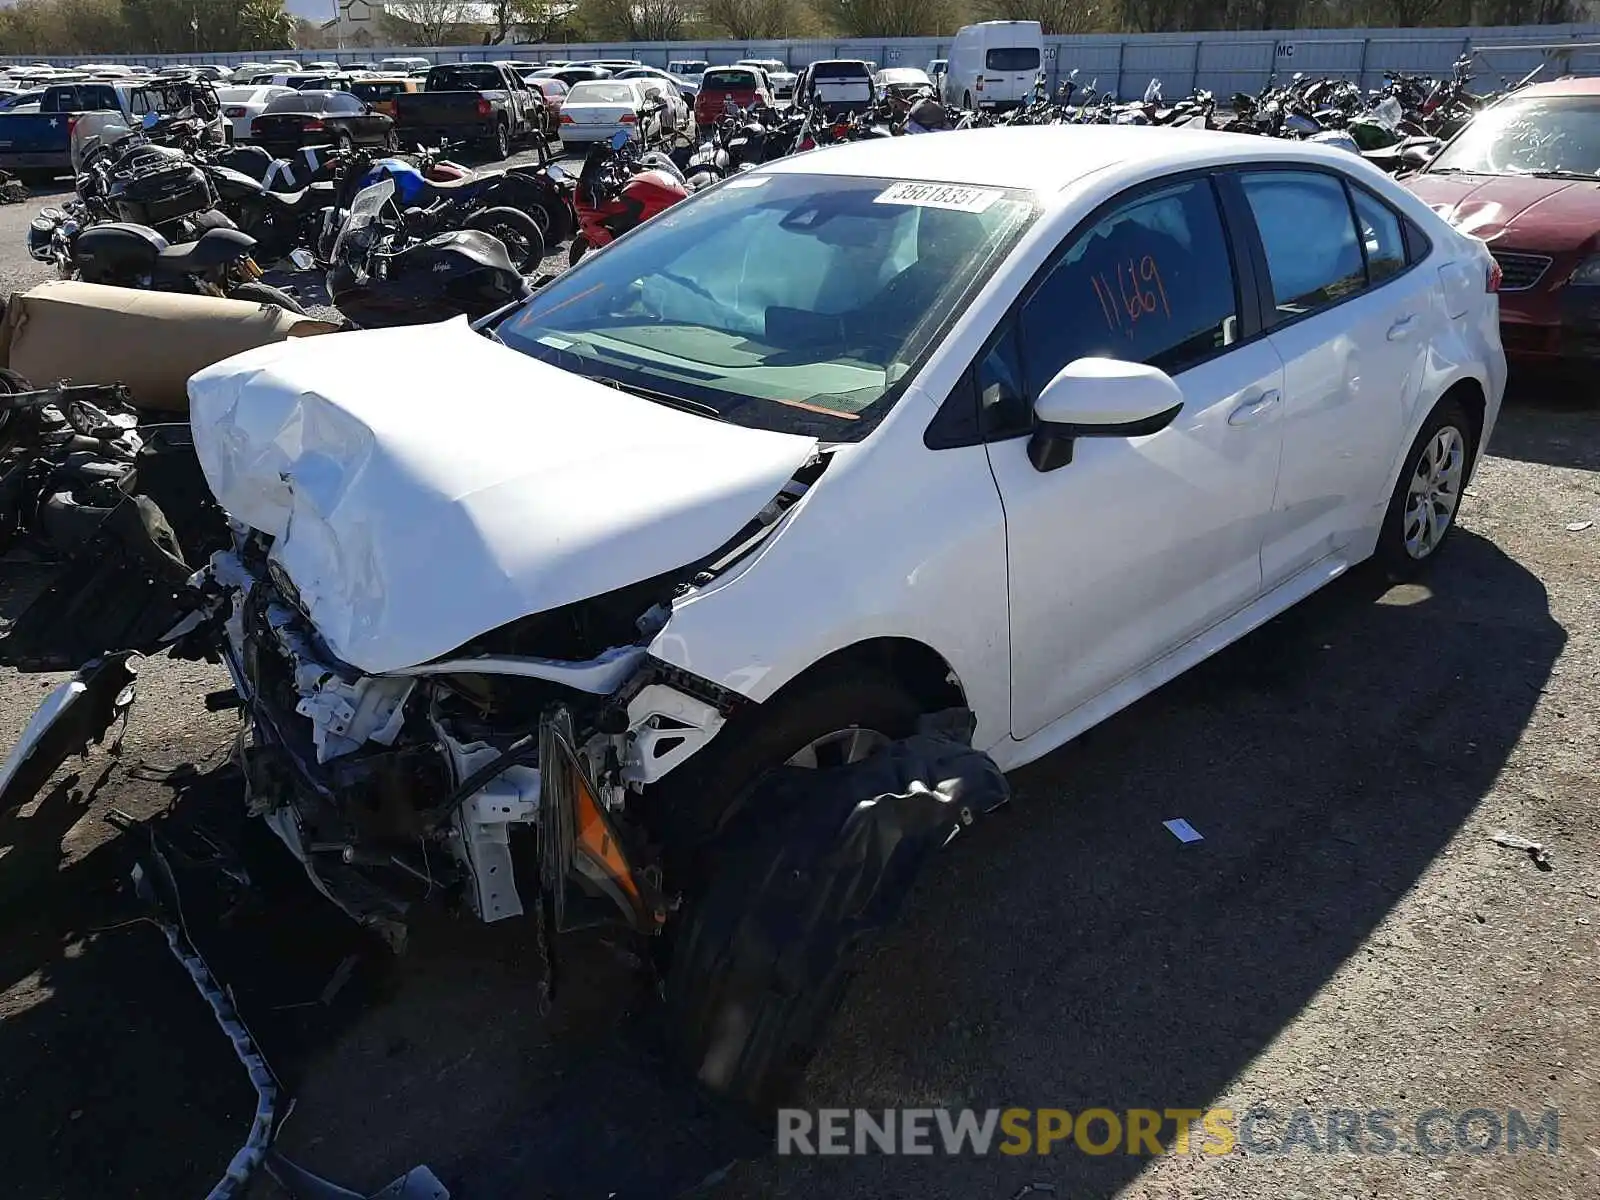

[557,78,676,146]
[0,126,1506,1097]
[216,85,295,142]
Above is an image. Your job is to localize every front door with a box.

[983,175,1286,739]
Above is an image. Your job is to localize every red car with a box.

[525,76,566,139]
[694,66,771,128]
[1406,77,1600,366]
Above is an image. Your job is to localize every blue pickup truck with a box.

[0,81,227,182]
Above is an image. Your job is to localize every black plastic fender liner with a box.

[662,715,1010,1111]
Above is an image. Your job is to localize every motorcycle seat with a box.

[421,172,479,190]
[266,181,336,211]
[155,227,256,273]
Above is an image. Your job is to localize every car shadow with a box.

[1492,369,1600,471]
[721,529,1562,1198]
[0,529,1560,1200]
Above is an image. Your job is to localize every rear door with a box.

[1233,168,1431,587]
[983,45,1040,103]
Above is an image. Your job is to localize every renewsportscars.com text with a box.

[776,1107,1561,1157]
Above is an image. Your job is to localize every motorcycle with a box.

[326,147,550,271]
[569,129,690,266]
[27,210,304,311]
[325,177,531,328]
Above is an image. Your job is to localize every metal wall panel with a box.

[1119,42,1201,99]
[14,22,1600,98]
[1195,39,1274,97]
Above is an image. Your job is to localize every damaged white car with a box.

[2,128,1504,1103]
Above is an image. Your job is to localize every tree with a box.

[813,0,952,36]
[382,0,475,45]
[579,0,690,40]
[701,0,800,38]
[978,0,1106,32]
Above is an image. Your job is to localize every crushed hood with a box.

[1406,171,1600,254]
[187,319,818,674]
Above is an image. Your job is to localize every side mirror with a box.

[141,111,160,130]
[1027,358,1184,472]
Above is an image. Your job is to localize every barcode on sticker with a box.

[874,182,1003,213]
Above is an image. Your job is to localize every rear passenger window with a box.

[1017,178,1239,389]
[1240,171,1364,318]
[1350,185,1407,283]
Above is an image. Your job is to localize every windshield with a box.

[262,94,314,113]
[986,47,1041,72]
[568,81,634,103]
[702,70,759,90]
[812,62,870,80]
[1429,95,1600,178]
[496,174,1034,439]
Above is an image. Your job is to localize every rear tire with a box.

[463,206,544,271]
[493,119,510,159]
[1375,396,1475,579]
[527,195,571,247]
[337,131,354,153]
[227,282,306,314]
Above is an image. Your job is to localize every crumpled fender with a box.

[663,715,1009,1110]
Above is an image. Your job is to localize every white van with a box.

[943,20,1043,110]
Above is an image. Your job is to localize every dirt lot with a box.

[0,188,1596,1199]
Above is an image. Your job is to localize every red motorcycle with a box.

[569,129,689,266]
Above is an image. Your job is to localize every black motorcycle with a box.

[325,177,531,328]
[29,213,304,311]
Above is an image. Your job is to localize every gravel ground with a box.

[0,179,1597,1200]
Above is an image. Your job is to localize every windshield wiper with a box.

[589,376,724,421]
[1526,168,1600,181]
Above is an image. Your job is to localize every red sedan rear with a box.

[1405,77,1600,367]
[694,66,771,128]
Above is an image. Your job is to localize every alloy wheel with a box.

[785,727,890,769]
[1403,424,1465,560]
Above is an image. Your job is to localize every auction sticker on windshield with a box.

[875,182,1003,212]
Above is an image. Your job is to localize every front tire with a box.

[567,234,589,266]
[463,206,544,271]
[656,669,924,1109]
[1376,396,1474,578]
[652,669,922,866]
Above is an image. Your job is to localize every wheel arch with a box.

[747,635,968,717]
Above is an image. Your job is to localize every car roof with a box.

[758,125,1386,194]
[1514,76,1600,98]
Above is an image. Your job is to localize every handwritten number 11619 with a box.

[1090,255,1171,337]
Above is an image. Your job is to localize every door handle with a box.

[1387,314,1418,341]
[1228,389,1281,426]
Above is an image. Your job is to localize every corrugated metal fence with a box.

[9,23,1600,100]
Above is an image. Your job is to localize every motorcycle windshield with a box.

[331,178,395,267]
[71,113,134,174]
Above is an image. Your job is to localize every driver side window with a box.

[979,177,1240,440]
